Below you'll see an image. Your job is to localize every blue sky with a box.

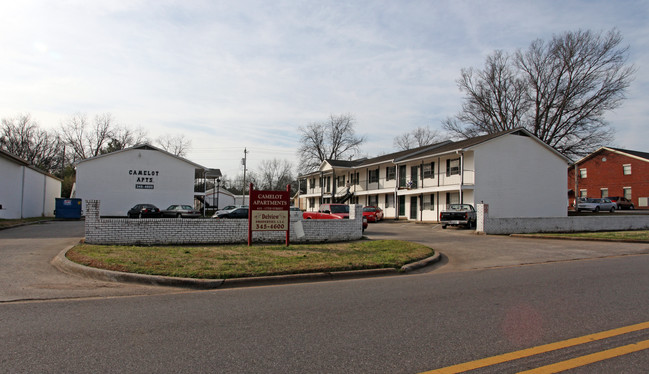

[1,0,648,177]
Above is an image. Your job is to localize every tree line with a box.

[3,29,635,196]
[297,28,635,176]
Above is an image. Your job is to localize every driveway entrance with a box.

[364,221,649,272]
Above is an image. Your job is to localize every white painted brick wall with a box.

[84,200,364,245]
[477,203,649,234]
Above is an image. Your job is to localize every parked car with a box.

[303,203,350,219]
[440,204,476,229]
[577,198,616,212]
[362,206,384,222]
[214,206,249,219]
[162,204,201,218]
[302,204,367,231]
[127,203,162,218]
[608,196,635,210]
[211,205,246,218]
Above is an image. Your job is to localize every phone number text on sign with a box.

[251,211,288,231]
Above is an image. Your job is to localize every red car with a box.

[362,206,384,222]
[303,204,368,231]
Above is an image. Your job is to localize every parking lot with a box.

[364,220,649,273]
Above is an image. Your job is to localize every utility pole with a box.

[242,148,248,205]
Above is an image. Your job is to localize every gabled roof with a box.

[574,147,649,165]
[0,149,62,181]
[299,128,569,178]
[75,143,208,172]
[395,128,569,163]
[608,147,649,162]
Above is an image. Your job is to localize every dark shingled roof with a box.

[609,147,649,161]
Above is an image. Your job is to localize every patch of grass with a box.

[66,240,434,279]
[530,230,649,241]
[0,217,54,229]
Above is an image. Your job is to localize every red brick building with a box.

[568,147,649,209]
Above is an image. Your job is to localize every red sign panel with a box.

[248,184,291,246]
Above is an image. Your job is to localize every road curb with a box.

[510,234,649,243]
[400,252,442,272]
[52,247,439,289]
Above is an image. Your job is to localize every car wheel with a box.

[630,205,634,210]
[610,206,615,213]
[594,207,600,213]
[138,213,142,219]
[442,225,447,229]
[177,213,182,218]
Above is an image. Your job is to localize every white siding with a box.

[75,148,197,217]
[0,156,61,219]
[472,134,568,218]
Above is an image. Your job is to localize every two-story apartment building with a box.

[567,147,649,209]
[299,129,570,221]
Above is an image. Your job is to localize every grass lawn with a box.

[67,240,434,279]
[530,230,649,241]
[0,217,53,229]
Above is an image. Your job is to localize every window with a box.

[624,187,632,200]
[579,168,587,178]
[309,178,315,189]
[337,175,345,186]
[351,172,360,185]
[308,197,315,208]
[368,169,379,184]
[386,166,396,181]
[600,188,608,198]
[446,158,460,176]
[385,194,394,208]
[623,164,632,175]
[423,194,435,210]
[423,162,435,178]
[325,176,331,193]
[579,189,587,198]
[368,195,378,206]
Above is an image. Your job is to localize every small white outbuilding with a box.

[74,144,214,217]
[0,149,61,219]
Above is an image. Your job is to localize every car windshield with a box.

[449,204,474,211]
[181,205,193,210]
[330,205,349,213]
[363,207,376,212]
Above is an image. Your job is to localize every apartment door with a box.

[399,165,407,188]
[410,196,418,220]
[398,195,405,216]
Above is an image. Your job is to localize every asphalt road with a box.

[1,220,649,373]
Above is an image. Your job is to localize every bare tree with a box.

[394,126,447,151]
[60,113,114,160]
[0,113,63,172]
[297,113,365,172]
[60,113,150,159]
[255,158,294,191]
[443,29,635,158]
[156,134,191,157]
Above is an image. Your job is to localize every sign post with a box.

[248,183,291,246]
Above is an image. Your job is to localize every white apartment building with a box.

[299,129,570,221]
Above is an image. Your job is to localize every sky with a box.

[1,0,648,178]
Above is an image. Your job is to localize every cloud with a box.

[1,0,648,175]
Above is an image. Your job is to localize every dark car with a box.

[215,207,249,219]
[608,196,635,210]
[162,204,201,218]
[127,204,161,218]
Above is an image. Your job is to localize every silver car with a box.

[577,198,616,213]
